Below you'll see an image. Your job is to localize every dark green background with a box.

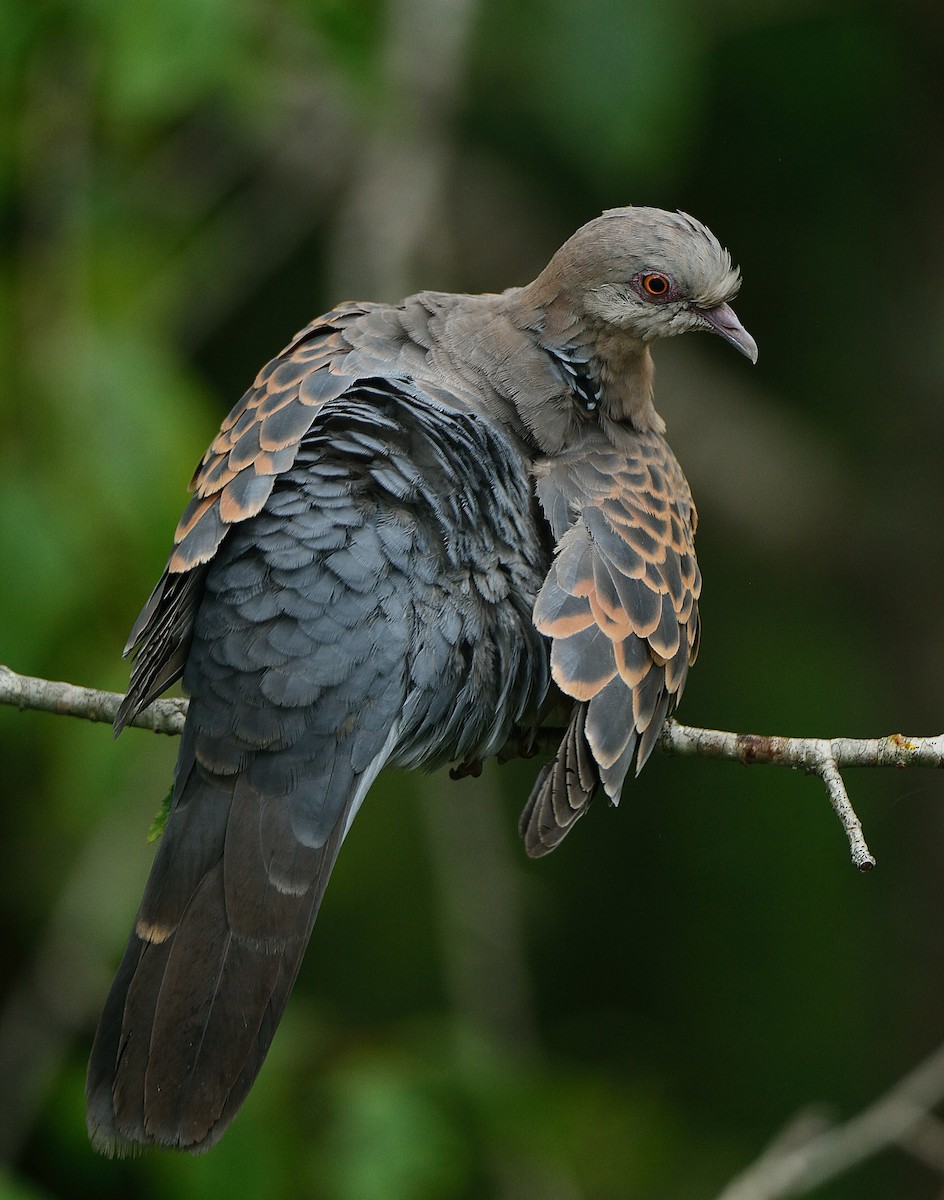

[2,1,944,1196]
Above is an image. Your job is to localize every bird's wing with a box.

[520,432,701,856]
[114,306,373,731]
[173,305,374,572]
[89,387,440,1153]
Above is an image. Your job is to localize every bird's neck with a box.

[582,328,663,434]
[512,282,664,435]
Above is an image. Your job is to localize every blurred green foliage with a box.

[2,1,944,1197]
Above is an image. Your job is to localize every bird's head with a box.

[538,206,758,364]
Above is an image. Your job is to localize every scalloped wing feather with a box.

[169,309,371,574]
[116,308,373,733]
[522,433,700,855]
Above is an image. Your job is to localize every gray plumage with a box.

[88,206,756,1154]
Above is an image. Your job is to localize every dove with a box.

[87,206,756,1153]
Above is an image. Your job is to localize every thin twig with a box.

[658,721,944,771]
[814,753,875,870]
[659,721,944,870]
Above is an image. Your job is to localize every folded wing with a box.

[521,432,701,856]
[114,306,373,733]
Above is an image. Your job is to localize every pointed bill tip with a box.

[699,302,758,364]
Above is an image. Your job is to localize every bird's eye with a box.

[629,271,680,304]
[642,273,670,297]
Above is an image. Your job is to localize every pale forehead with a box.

[555,206,740,301]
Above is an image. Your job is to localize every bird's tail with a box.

[86,756,350,1155]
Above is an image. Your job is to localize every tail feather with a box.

[86,777,350,1155]
[519,704,600,857]
[86,937,151,1154]
[139,861,285,1148]
[211,882,327,1142]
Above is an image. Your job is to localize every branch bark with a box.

[4,663,944,871]
[0,664,186,736]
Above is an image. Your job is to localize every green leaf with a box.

[147,784,173,843]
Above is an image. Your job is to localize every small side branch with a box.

[659,721,944,872]
[3,665,944,870]
[814,754,874,870]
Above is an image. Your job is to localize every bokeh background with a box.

[2,1,944,1197]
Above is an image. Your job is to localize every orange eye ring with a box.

[642,273,670,296]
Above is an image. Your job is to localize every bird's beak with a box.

[699,302,758,364]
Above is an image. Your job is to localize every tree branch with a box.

[3,664,943,870]
[658,721,944,870]
[714,1039,944,1199]
[0,664,186,736]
